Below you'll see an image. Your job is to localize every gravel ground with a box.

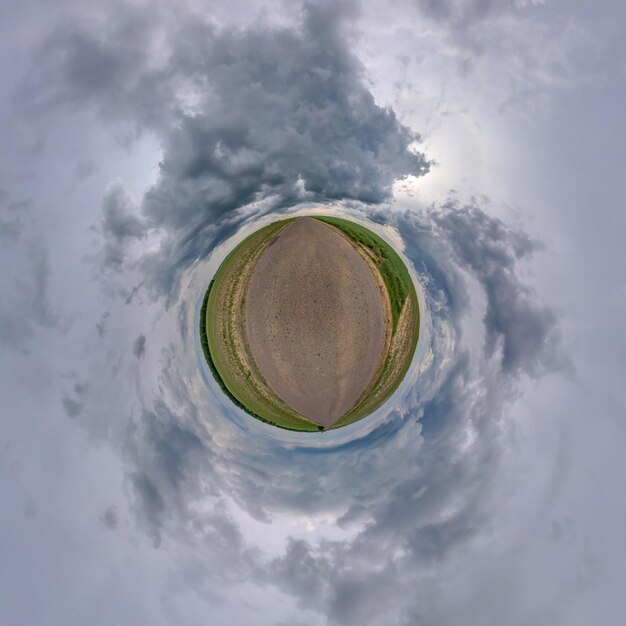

[245,217,387,427]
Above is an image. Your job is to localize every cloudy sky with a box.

[1,0,625,624]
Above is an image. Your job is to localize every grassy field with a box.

[203,220,321,432]
[201,215,419,432]
[314,216,413,331]
[313,216,420,429]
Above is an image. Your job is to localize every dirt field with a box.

[205,219,320,431]
[245,217,387,427]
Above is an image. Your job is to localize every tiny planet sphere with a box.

[200,215,419,431]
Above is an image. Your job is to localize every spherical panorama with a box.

[200,215,420,431]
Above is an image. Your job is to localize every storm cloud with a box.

[21,1,429,296]
[2,0,624,625]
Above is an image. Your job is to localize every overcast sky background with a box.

[1,1,625,625]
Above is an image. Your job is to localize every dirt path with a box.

[244,216,387,427]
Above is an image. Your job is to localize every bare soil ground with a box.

[245,217,387,428]
[206,220,319,431]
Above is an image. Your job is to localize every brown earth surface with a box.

[244,216,387,427]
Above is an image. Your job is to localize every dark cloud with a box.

[130,473,165,544]
[122,399,216,545]
[99,505,119,530]
[0,312,32,350]
[61,394,83,418]
[17,5,172,131]
[96,310,110,337]
[414,204,563,377]
[117,398,261,601]
[0,213,24,244]
[271,539,329,610]
[0,237,56,351]
[21,1,429,297]
[132,333,146,359]
[99,181,146,272]
[5,198,32,213]
[61,380,90,418]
